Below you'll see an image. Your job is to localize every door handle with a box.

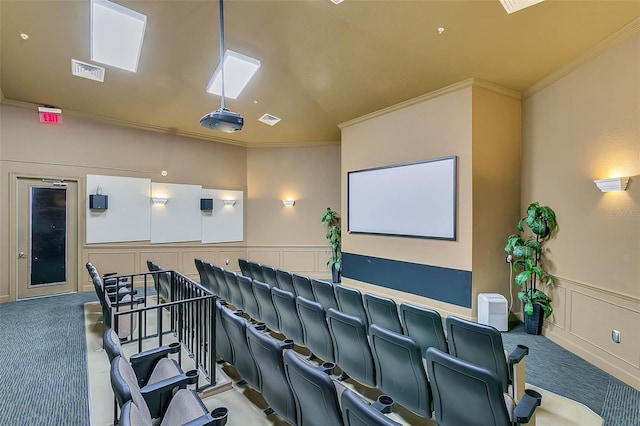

[18,251,25,258]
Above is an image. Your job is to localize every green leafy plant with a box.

[504,202,558,318]
[321,207,341,274]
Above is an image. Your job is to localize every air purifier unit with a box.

[478,293,508,332]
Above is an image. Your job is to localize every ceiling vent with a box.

[258,113,281,126]
[71,59,105,82]
[499,0,544,14]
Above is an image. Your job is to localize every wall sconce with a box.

[593,177,630,192]
[151,197,169,205]
[282,199,295,207]
[223,199,236,206]
[200,198,214,210]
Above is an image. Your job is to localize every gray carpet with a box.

[502,322,640,426]
[0,292,98,426]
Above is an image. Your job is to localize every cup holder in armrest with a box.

[210,407,229,426]
[185,369,199,385]
[318,362,335,375]
[372,395,395,414]
[168,342,181,353]
[254,322,267,331]
[514,389,542,423]
[281,339,294,350]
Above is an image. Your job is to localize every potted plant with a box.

[504,202,558,335]
[321,207,341,283]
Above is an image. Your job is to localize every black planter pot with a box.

[523,303,544,335]
[331,266,341,284]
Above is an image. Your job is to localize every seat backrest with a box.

[111,356,151,421]
[425,347,511,426]
[292,273,316,301]
[275,269,296,294]
[249,261,265,282]
[261,265,279,288]
[334,285,369,330]
[399,302,448,355]
[194,258,208,289]
[213,266,230,301]
[283,350,344,426]
[271,287,305,344]
[215,301,234,363]
[220,307,260,390]
[224,269,244,310]
[104,328,123,363]
[237,275,260,320]
[246,326,297,425]
[311,278,338,311]
[446,316,509,393]
[296,296,334,362]
[341,388,401,426]
[146,260,161,296]
[363,293,403,334]
[326,308,376,387]
[368,325,432,417]
[202,261,219,295]
[252,280,280,332]
[238,258,252,278]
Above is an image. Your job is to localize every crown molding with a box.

[523,17,640,99]
[339,78,520,130]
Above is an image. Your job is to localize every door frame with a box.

[8,173,85,302]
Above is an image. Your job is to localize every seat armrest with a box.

[182,407,229,426]
[508,345,529,364]
[140,373,198,418]
[513,389,542,424]
[130,342,182,385]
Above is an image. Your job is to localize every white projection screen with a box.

[348,156,457,240]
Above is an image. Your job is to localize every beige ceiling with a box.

[1,1,639,147]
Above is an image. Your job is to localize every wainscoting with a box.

[543,276,640,390]
[83,244,332,292]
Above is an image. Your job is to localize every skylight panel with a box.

[91,0,146,72]
[206,50,261,99]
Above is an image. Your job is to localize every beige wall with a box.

[521,33,640,388]
[340,81,521,319]
[246,145,341,277]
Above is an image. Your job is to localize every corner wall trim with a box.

[341,252,472,308]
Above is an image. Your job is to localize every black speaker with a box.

[200,198,214,211]
[89,194,108,210]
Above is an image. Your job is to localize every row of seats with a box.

[196,259,542,425]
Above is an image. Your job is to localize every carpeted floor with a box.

[0,291,638,425]
[0,292,98,426]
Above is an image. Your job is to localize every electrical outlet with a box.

[506,255,513,263]
[612,330,621,343]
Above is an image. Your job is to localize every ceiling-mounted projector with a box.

[200,108,243,132]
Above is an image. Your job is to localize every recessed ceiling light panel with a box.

[258,113,281,126]
[91,0,147,72]
[499,0,544,14]
[206,49,261,99]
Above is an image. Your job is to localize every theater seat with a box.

[311,278,339,311]
[111,355,199,420]
[368,325,432,418]
[119,391,229,426]
[215,301,234,363]
[425,348,541,426]
[220,308,260,390]
[238,258,252,279]
[213,266,230,302]
[224,270,244,311]
[248,261,265,282]
[326,308,376,386]
[271,287,305,344]
[341,388,401,426]
[292,273,316,301]
[275,269,297,295]
[252,280,280,332]
[203,261,219,296]
[296,296,335,363]
[283,350,344,426]
[246,325,297,424]
[334,285,369,331]
[399,302,448,355]
[446,316,529,401]
[261,265,279,288]
[237,275,260,321]
[363,293,403,334]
